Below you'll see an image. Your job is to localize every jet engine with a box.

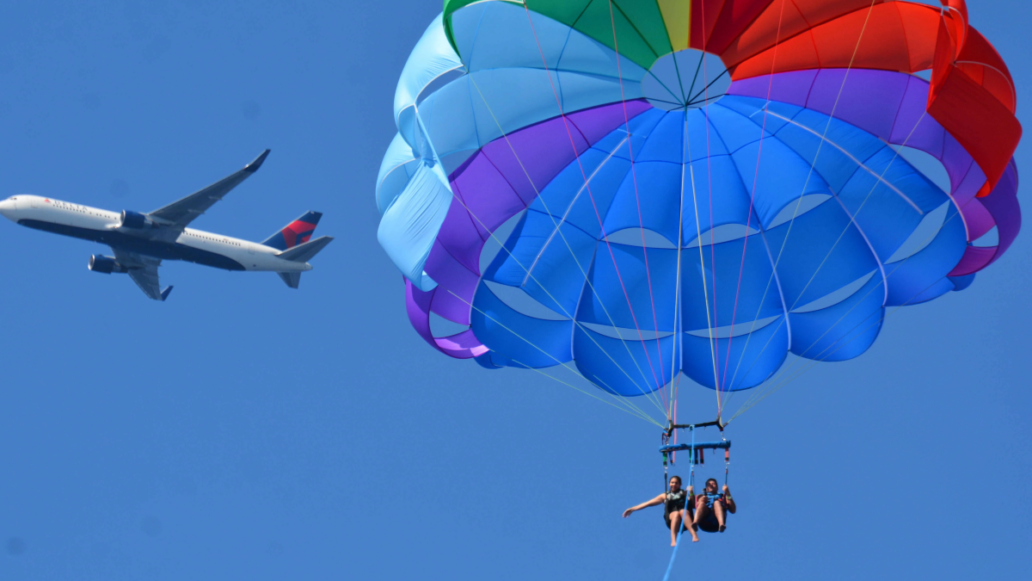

[120,210,153,229]
[88,255,128,274]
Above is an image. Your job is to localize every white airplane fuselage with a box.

[0,195,310,273]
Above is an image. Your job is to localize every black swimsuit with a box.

[663,489,689,529]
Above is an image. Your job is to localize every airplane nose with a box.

[0,198,18,221]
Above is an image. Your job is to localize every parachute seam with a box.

[608,0,671,411]
[465,74,670,413]
[713,35,791,391]
[730,110,934,415]
[727,199,972,422]
[522,136,630,285]
[521,3,670,402]
[460,293,664,424]
[720,0,879,397]
[448,173,668,415]
[759,110,924,214]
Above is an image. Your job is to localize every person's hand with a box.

[722,485,729,494]
[687,485,694,494]
[622,508,634,518]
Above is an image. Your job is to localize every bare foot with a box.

[691,536,700,543]
[671,540,678,547]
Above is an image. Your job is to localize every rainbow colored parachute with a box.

[376,0,1020,413]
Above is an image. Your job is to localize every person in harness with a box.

[622,475,737,545]
[690,478,736,535]
[622,475,694,546]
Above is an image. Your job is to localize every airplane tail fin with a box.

[261,211,322,251]
[275,236,333,289]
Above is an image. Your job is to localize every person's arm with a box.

[723,485,736,514]
[622,493,666,518]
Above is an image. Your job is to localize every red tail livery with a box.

[262,211,322,251]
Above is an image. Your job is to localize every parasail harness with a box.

[660,418,731,496]
[660,419,731,581]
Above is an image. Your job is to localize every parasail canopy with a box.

[376,0,1021,425]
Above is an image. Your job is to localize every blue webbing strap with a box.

[662,428,695,581]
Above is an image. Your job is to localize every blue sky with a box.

[0,1,1029,579]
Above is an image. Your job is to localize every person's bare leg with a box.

[688,498,706,542]
[713,501,726,532]
[693,496,710,527]
[669,512,682,546]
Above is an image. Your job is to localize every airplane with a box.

[0,149,332,301]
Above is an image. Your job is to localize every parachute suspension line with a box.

[670,199,684,422]
[440,161,669,419]
[606,0,670,414]
[506,354,664,426]
[683,100,723,413]
[725,193,975,423]
[716,0,880,400]
[454,290,666,427]
[783,112,930,314]
[670,10,709,423]
[698,0,725,418]
[728,264,962,422]
[465,77,670,415]
[520,5,671,410]
[720,0,788,397]
[661,427,696,581]
[448,290,667,423]
[724,109,931,415]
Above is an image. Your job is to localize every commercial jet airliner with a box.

[0,150,332,301]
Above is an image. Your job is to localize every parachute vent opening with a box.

[482,280,569,321]
[416,68,465,108]
[430,311,469,338]
[892,145,951,193]
[684,315,780,339]
[581,322,673,341]
[887,202,950,263]
[607,228,677,249]
[766,194,832,229]
[685,223,760,248]
[791,271,878,314]
[643,49,729,112]
[479,211,526,275]
[973,226,999,248]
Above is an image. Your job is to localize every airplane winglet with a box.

[160,286,174,302]
[244,149,271,173]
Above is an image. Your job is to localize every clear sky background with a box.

[0,1,1028,579]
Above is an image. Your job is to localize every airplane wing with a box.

[113,248,172,301]
[147,149,270,232]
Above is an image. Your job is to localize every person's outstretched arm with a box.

[622,493,665,518]
[723,485,737,514]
